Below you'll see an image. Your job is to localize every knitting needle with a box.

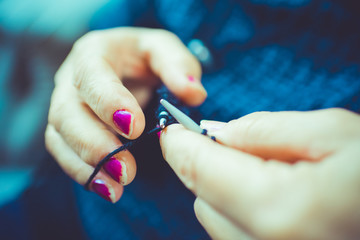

[160,99,204,134]
[158,111,169,129]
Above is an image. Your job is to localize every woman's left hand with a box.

[160,109,360,240]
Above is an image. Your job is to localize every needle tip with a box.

[159,118,167,129]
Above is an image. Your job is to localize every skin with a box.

[46,27,360,238]
[45,27,207,202]
[160,109,360,240]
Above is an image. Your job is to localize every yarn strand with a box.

[85,86,189,191]
[84,126,162,190]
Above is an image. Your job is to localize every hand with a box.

[160,108,360,240]
[45,27,207,202]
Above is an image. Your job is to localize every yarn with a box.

[84,86,188,191]
[84,126,162,190]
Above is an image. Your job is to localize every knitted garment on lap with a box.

[77,0,360,239]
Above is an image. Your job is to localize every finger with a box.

[75,28,206,109]
[194,198,254,240]
[67,43,145,140]
[200,120,227,132]
[211,110,353,162]
[161,124,314,238]
[45,124,123,203]
[138,29,207,106]
[49,86,136,185]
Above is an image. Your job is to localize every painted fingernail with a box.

[113,110,133,137]
[188,76,207,95]
[103,156,128,185]
[188,75,196,82]
[157,130,162,139]
[155,124,162,140]
[92,179,115,203]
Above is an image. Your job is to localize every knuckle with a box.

[69,165,90,185]
[245,111,271,121]
[72,32,105,90]
[72,139,89,162]
[231,111,270,129]
[322,108,360,142]
[55,31,104,89]
[243,111,271,130]
[48,92,68,132]
[54,69,63,86]
[72,61,107,115]
[44,125,54,152]
[73,30,102,52]
[93,93,107,118]
[58,121,88,159]
[59,123,108,166]
[316,108,354,135]
[72,58,92,90]
[226,112,270,147]
[83,143,108,166]
[79,80,108,118]
[48,124,109,182]
[48,101,61,128]
[71,163,86,185]
[154,29,179,41]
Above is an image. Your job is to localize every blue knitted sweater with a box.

[74,0,360,239]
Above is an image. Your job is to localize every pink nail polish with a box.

[188,76,196,82]
[155,124,162,139]
[113,110,133,136]
[92,179,114,202]
[103,157,127,184]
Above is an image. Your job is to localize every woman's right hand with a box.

[160,109,360,240]
[45,27,207,202]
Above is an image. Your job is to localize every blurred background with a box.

[0,0,107,207]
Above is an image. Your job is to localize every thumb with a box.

[159,123,310,238]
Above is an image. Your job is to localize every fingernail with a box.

[200,120,226,132]
[187,75,207,95]
[188,75,196,82]
[92,179,115,203]
[157,130,162,139]
[156,124,162,139]
[113,110,133,137]
[103,156,128,185]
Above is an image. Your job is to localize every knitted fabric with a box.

[74,0,360,239]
